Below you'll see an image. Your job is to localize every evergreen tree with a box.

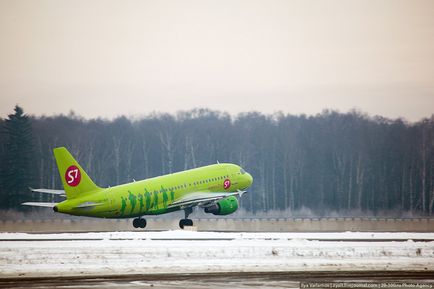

[0,105,35,208]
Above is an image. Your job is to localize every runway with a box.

[2,231,434,241]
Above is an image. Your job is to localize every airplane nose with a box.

[246,172,253,186]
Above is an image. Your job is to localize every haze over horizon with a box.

[1,0,433,122]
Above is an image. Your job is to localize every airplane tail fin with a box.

[53,147,101,199]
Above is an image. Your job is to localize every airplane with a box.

[23,147,253,229]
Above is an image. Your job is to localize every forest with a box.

[1,106,434,217]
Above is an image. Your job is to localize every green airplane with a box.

[23,147,253,229]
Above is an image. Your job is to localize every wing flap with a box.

[168,190,246,208]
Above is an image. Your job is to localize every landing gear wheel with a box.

[179,218,193,229]
[133,218,140,228]
[139,218,147,228]
[133,218,147,229]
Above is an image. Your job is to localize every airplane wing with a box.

[22,202,57,208]
[74,202,104,208]
[29,187,66,197]
[168,190,247,209]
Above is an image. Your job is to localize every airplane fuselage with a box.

[55,163,252,218]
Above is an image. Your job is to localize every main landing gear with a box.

[179,207,193,229]
[132,217,147,228]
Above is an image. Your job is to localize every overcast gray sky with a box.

[1,0,433,121]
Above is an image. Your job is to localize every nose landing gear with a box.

[179,207,193,229]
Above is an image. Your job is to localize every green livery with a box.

[23,147,253,229]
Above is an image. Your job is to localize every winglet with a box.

[236,190,247,197]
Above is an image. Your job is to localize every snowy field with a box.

[0,231,433,278]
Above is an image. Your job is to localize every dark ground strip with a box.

[1,238,433,242]
[0,271,433,289]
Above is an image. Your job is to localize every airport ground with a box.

[1,219,433,289]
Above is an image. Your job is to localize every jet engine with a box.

[204,196,239,215]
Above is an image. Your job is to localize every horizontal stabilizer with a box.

[22,202,57,208]
[29,187,66,197]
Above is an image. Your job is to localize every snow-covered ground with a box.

[0,231,433,278]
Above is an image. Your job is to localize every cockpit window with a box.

[240,168,246,174]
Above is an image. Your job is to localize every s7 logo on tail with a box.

[65,165,81,187]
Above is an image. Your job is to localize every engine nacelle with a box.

[204,196,239,215]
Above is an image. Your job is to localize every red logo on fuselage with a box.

[65,165,81,187]
[223,179,231,190]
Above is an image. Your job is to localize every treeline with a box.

[1,106,434,216]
